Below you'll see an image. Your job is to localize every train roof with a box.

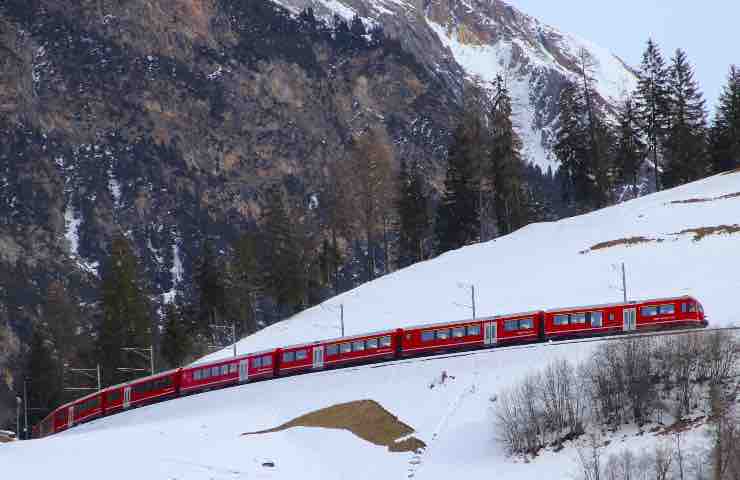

[545,295,697,313]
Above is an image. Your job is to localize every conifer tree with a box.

[614,96,646,198]
[710,65,740,173]
[96,235,151,386]
[25,323,63,427]
[194,238,227,335]
[636,39,670,192]
[554,83,589,209]
[262,185,305,314]
[397,158,429,267]
[662,49,708,187]
[43,280,80,366]
[435,115,481,254]
[227,232,260,336]
[159,303,192,369]
[489,75,527,235]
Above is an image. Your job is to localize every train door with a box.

[238,359,249,383]
[68,406,74,428]
[623,308,637,332]
[123,387,131,409]
[312,346,325,369]
[484,321,497,346]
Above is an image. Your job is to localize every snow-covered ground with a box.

[2,171,737,478]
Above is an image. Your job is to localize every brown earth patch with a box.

[673,224,740,242]
[242,400,426,453]
[669,192,740,204]
[580,236,657,254]
[657,416,706,436]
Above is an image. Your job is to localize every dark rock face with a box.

[0,0,459,425]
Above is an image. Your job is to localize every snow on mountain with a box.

[198,170,740,363]
[2,170,737,479]
[275,0,638,170]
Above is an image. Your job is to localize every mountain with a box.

[0,0,637,426]
[4,168,739,478]
[277,0,638,170]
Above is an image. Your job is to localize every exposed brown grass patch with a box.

[670,191,740,204]
[243,400,426,453]
[657,416,706,436]
[674,224,740,241]
[580,236,657,254]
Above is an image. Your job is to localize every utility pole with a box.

[15,396,21,440]
[23,378,28,440]
[455,282,477,320]
[621,262,627,303]
[340,304,345,337]
[66,364,102,392]
[119,346,154,376]
[210,323,237,357]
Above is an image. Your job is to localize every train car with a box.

[121,369,180,409]
[544,295,706,338]
[180,350,277,394]
[320,330,399,369]
[71,391,104,425]
[401,311,543,355]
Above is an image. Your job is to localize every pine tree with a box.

[710,65,740,173]
[227,232,260,336]
[193,238,227,335]
[554,83,589,209]
[262,185,305,314]
[636,39,670,192]
[96,235,151,386]
[489,75,527,235]
[397,158,429,267]
[614,96,646,198]
[159,303,192,369]
[662,49,708,188]
[43,280,80,366]
[435,115,481,254]
[25,323,63,428]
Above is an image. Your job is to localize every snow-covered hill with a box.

[3,172,738,478]
[275,0,638,170]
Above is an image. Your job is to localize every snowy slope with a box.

[199,170,740,363]
[2,172,736,478]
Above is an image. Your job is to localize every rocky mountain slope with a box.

[0,0,636,426]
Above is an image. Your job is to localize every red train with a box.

[33,295,706,438]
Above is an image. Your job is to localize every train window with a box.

[380,336,392,347]
[681,303,688,313]
[108,390,121,402]
[327,344,339,356]
[421,331,435,342]
[282,351,295,363]
[203,368,211,379]
[262,355,273,367]
[591,312,603,327]
[689,303,697,312]
[452,327,465,338]
[366,338,379,349]
[230,364,238,374]
[436,329,451,340]
[572,313,586,324]
[340,343,352,354]
[519,318,533,330]
[211,367,220,377]
[554,314,569,326]
[252,357,262,369]
[504,320,518,331]
[194,370,202,381]
[221,365,229,375]
[296,350,308,361]
[659,304,675,314]
[609,313,615,321]
[352,341,366,351]
[466,325,481,336]
[641,306,658,317]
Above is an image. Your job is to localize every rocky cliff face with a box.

[278,0,638,169]
[0,0,636,426]
[0,0,459,425]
